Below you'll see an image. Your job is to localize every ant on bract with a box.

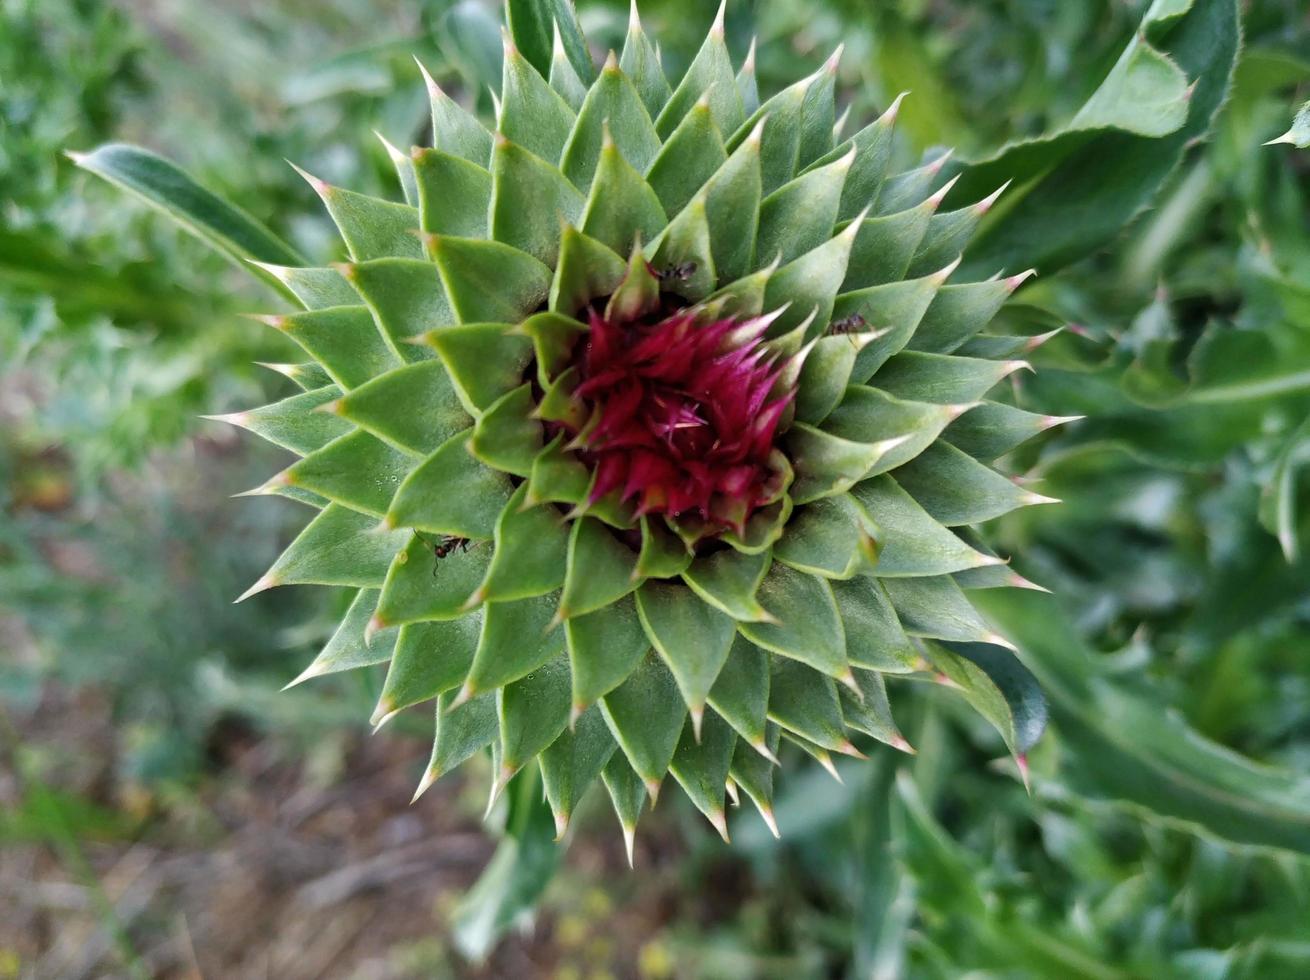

[656,261,698,284]
[415,532,473,577]
[829,313,867,336]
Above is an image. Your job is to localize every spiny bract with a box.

[215,2,1068,854]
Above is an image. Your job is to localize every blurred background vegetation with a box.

[2,0,1308,976]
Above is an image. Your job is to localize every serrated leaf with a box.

[739,563,848,680]
[336,360,471,456]
[882,575,995,643]
[421,322,534,414]
[681,549,772,621]
[540,706,617,837]
[469,384,543,477]
[499,652,572,773]
[756,145,852,267]
[668,712,737,837]
[767,657,851,753]
[549,226,626,315]
[387,430,514,536]
[345,258,453,355]
[562,57,661,192]
[288,590,395,685]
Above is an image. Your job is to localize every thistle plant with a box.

[78,1,1073,853]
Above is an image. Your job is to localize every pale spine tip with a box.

[742,36,758,74]
[724,778,740,807]
[982,631,1021,653]
[926,173,961,210]
[1005,268,1038,291]
[234,573,278,604]
[817,752,843,783]
[975,179,1012,215]
[824,43,845,74]
[287,160,329,196]
[752,739,780,766]
[448,681,476,711]
[623,825,637,868]
[926,148,955,176]
[760,805,781,839]
[836,739,867,760]
[710,0,727,39]
[882,91,910,124]
[708,808,731,843]
[411,766,439,804]
[932,254,964,284]
[889,734,916,755]
[643,777,662,806]
[282,661,324,691]
[628,0,642,32]
[363,613,387,646]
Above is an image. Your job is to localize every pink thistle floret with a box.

[565,305,795,537]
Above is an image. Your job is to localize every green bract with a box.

[94,2,1072,853]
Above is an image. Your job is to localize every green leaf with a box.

[555,517,640,620]
[654,4,743,140]
[646,97,727,217]
[602,753,648,858]
[247,503,408,596]
[945,401,1068,460]
[252,264,359,310]
[387,430,514,537]
[344,258,453,356]
[600,651,688,795]
[773,494,879,580]
[565,594,651,714]
[413,147,492,238]
[739,563,849,681]
[420,322,534,414]
[299,172,422,261]
[926,641,1048,761]
[562,55,661,192]
[811,94,902,221]
[756,145,852,268]
[871,351,1026,405]
[882,575,997,644]
[419,60,494,166]
[549,226,626,315]
[849,476,1000,577]
[763,217,862,337]
[506,0,594,86]
[707,635,771,750]
[1266,99,1310,147]
[734,77,808,196]
[951,0,1240,275]
[893,441,1051,526]
[729,725,782,835]
[463,592,565,696]
[373,533,492,629]
[977,589,1310,854]
[581,136,668,256]
[286,590,395,686]
[499,39,577,163]
[907,280,1015,354]
[540,706,617,838]
[839,669,909,752]
[260,305,402,391]
[648,196,716,301]
[475,484,569,604]
[548,24,589,111]
[488,138,585,266]
[784,422,907,504]
[209,386,348,456]
[636,581,737,728]
[335,361,471,456]
[375,615,483,722]
[822,386,971,476]
[668,712,737,839]
[285,430,414,517]
[830,578,918,673]
[70,144,304,277]
[469,384,543,477]
[424,690,498,785]
[429,234,553,323]
[620,4,671,118]
[767,657,853,754]
[681,549,772,621]
[1260,416,1310,561]
[499,652,571,774]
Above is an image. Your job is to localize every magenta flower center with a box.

[563,304,794,536]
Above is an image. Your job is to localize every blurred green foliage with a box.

[3,0,1308,974]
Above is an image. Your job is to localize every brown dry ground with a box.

[0,682,728,980]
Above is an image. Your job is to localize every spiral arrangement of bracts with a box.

[215,0,1072,856]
